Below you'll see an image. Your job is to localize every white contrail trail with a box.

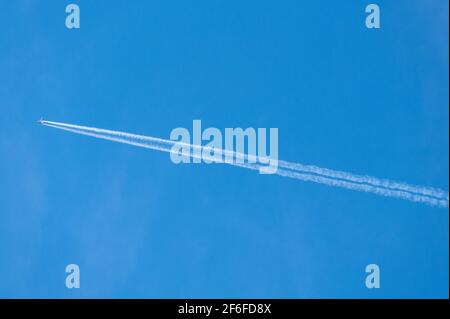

[40,119,449,208]
[279,161,448,200]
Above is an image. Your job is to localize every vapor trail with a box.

[279,161,448,200]
[40,120,449,208]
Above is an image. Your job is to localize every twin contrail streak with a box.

[40,119,449,208]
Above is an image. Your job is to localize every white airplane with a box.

[37,117,44,124]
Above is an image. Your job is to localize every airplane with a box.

[37,117,44,124]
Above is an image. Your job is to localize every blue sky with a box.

[0,0,448,298]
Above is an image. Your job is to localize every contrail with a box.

[40,119,449,208]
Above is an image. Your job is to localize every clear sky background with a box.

[0,0,448,298]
